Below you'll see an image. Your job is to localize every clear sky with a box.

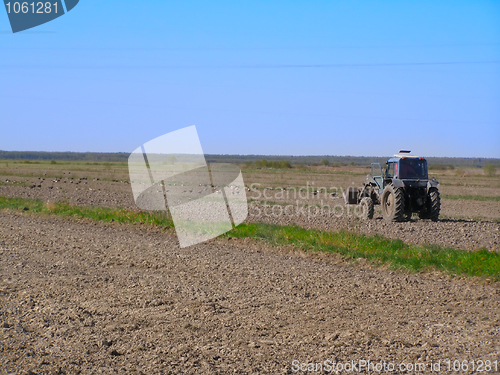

[1,0,499,158]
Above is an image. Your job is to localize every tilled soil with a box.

[0,178,134,210]
[1,178,499,251]
[1,213,499,374]
[1,175,500,221]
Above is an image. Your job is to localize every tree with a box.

[321,158,330,166]
[280,160,292,169]
[484,164,496,176]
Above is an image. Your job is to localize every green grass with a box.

[0,196,173,227]
[1,196,498,281]
[0,169,128,182]
[442,195,500,202]
[0,180,32,187]
[242,167,365,176]
[226,224,500,280]
[0,159,129,167]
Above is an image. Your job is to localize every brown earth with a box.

[1,212,499,374]
[0,172,499,251]
[1,164,500,374]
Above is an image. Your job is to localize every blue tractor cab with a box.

[344,151,440,222]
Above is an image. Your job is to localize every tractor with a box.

[344,151,440,221]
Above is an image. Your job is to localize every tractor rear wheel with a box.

[419,188,440,221]
[360,197,374,219]
[381,184,405,222]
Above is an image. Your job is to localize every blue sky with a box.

[1,0,499,157]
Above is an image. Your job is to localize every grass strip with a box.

[0,196,173,227]
[1,196,498,281]
[227,224,500,280]
[442,195,500,202]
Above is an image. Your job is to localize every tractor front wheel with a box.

[381,184,405,222]
[419,188,440,221]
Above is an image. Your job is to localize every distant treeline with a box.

[0,151,129,163]
[1,150,499,168]
[205,154,500,168]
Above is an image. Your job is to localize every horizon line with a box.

[0,150,499,160]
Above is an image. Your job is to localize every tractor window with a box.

[371,163,382,177]
[386,162,396,178]
[399,159,428,179]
